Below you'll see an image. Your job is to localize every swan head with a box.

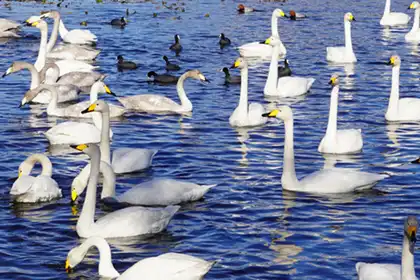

[264,36,281,47]
[262,106,293,121]
[81,99,110,114]
[387,55,401,67]
[18,159,34,178]
[24,15,42,25]
[27,19,47,30]
[231,57,248,69]
[92,81,115,96]
[185,69,209,82]
[2,61,26,78]
[20,86,44,107]
[409,1,420,9]
[404,216,418,254]
[329,74,340,86]
[273,8,286,18]
[344,12,355,22]
[40,10,60,19]
[65,245,86,273]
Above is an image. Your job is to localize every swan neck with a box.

[271,12,279,37]
[35,26,48,71]
[44,85,59,115]
[24,154,53,177]
[325,86,339,140]
[281,119,299,188]
[89,83,100,103]
[20,62,41,89]
[176,73,193,111]
[58,19,68,38]
[100,161,116,199]
[238,67,248,109]
[401,234,416,279]
[387,66,400,117]
[344,20,353,52]
[383,0,391,15]
[265,44,280,94]
[47,16,60,52]
[410,8,420,32]
[100,111,111,165]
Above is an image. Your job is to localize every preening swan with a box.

[326,12,357,63]
[229,57,267,127]
[385,55,420,122]
[356,216,418,280]
[10,154,62,203]
[405,2,420,42]
[318,74,363,154]
[70,143,179,238]
[238,9,287,58]
[65,236,214,279]
[264,36,315,97]
[381,0,411,26]
[118,69,208,114]
[262,106,388,193]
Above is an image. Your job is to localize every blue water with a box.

[0,0,420,279]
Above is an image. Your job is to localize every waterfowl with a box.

[147,71,179,83]
[169,34,182,54]
[238,9,287,58]
[289,10,306,20]
[10,154,62,203]
[262,106,388,193]
[326,12,357,63]
[405,2,420,42]
[318,74,363,154]
[238,4,255,13]
[71,143,179,238]
[229,58,267,127]
[381,0,411,26]
[0,18,20,38]
[65,236,214,279]
[163,56,180,71]
[117,55,138,70]
[356,216,418,280]
[219,33,231,47]
[110,17,127,27]
[264,36,315,97]
[222,67,241,84]
[118,70,208,114]
[278,59,292,77]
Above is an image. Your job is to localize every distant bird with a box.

[289,10,306,20]
[170,34,182,54]
[111,17,127,27]
[278,59,292,77]
[163,56,180,71]
[238,4,255,13]
[117,55,137,70]
[221,67,241,84]
[219,33,231,47]
[147,71,179,84]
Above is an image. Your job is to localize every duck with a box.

[289,10,306,20]
[70,143,179,238]
[0,18,20,38]
[326,12,357,63]
[381,0,411,26]
[110,17,127,27]
[405,2,420,42]
[229,58,267,127]
[10,154,62,203]
[221,67,241,84]
[65,236,214,279]
[237,4,256,13]
[238,9,287,59]
[219,33,231,47]
[147,71,179,84]
[169,34,182,54]
[264,36,315,97]
[356,216,418,280]
[117,55,138,70]
[385,55,420,122]
[118,70,208,114]
[278,59,292,77]
[318,74,363,154]
[262,106,388,193]
[163,55,180,71]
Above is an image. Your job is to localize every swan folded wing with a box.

[118,94,180,112]
[111,148,157,174]
[326,47,346,62]
[57,71,103,88]
[11,176,61,202]
[397,98,420,120]
[64,30,97,45]
[276,77,315,97]
[48,44,99,60]
[45,122,101,145]
[10,176,35,196]
[334,129,363,152]
[0,19,20,31]
[238,42,273,57]
[356,262,401,280]
[381,13,411,26]
[247,103,267,126]
[54,60,98,76]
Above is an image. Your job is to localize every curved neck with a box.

[58,19,69,38]
[344,20,353,52]
[24,154,53,176]
[41,65,59,84]
[325,86,339,140]
[401,234,416,280]
[41,85,59,115]
[99,110,111,165]
[410,8,420,32]
[176,73,193,111]
[17,62,40,89]
[47,16,60,52]
[34,26,48,71]
[383,0,391,15]
[387,65,400,117]
[100,161,116,199]
[271,13,280,37]
[281,119,299,189]
[265,44,280,94]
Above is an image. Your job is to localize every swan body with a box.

[229,57,267,127]
[48,44,100,61]
[45,121,112,145]
[263,106,388,194]
[318,74,363,154]
[386,55,420,122]
[10,154,62,203]
[66,236,214,279]
[381,0,411,26]
[356,216,418,280]
[264,36,315,97]
[0,18,20,37]
[118,70,208,114]
[238,9,287,58]
[326,13,357,63]
[406,2,420,42]
[72,144,179,238]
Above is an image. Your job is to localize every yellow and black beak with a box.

[65,259,72,273]
[81,103,96,114]
[230,59,241,69]
[409,2,416,9]
[387,56,396,66]
[2,66,13,78]
[18,170,22,178]
[264,37,271,45]
[71,188,78,203]
[408,225,417,242]
[104,85,116,96]
[329,76,337,85]
[262,109,279,118]
[70,144,88,151]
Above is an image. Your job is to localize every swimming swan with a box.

[238,9,287,58]
[65,236,214,279]
[10,154,62,203]
[229,57,267,127]
[326,12,357,63]
[356,216,418,280]
[385,55,420,122]
[381,0,411,26]
[405,2,420,42]
[318,74,363,154]
[118,69,208,114]
[71,143,179,238]
[264,36,315,97]
[262,106,388,193]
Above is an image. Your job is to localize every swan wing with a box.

[276,76,315,97]
[248,102,267,126]
[45,121,101,145]
[238,42,273,58]
[64,29,97,45]
[11,176,61,203]
[111,148,158,174]
[397,98,420,120]
[57,71,104,88]
[355,262,401,280]
[319,129,363,154]
[54,60,98,76]
[381,13,411,26]
[10,176,35,196]
[0,19,20,31]
[48,44,100,60]
[326,47,345,62]
[117,94,180,112]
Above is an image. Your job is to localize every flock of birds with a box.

[1,0,420,278]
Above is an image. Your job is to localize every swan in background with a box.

[0,18,20,38]
[65,236,214,279]
[386,55,420,121]
[238,9,287,58]
[318,74,363,154]
[262,106,388,193]
[229,57,267,127]
[356,216,418,280]
[264,36,315,97]
[117,70,208,114]
[71,143,179,238]
[10,154,62,203]
[381,0,411,26]
[326,12,357,63]
[406,2,420,42]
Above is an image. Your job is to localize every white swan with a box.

[238,9,287,58]
[381,0,411,26]
[10,154,62,203]
[262,106,388,193]
[0,18,20,38]
[318,74,363,154]
[117,70,208,114]
[406,2,420,42]
[385,55,420,121]
[45,121,111,145]
[229,57,267,127]
[3,61,80,103]
[65,236,214,279]
[264,36,315,97]
[356,216,418,280]
[326,12,357,63]
[71,143,179,238]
